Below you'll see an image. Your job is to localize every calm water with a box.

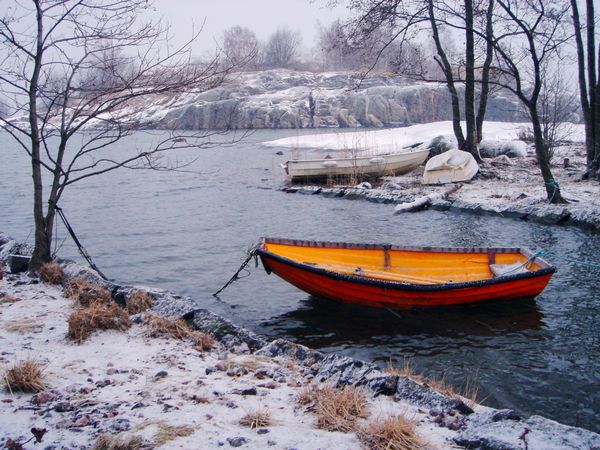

[1,130,599,432]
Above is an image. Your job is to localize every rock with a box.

[427,135,456,158]
[315,354,378,387]
[154,370,168,380]
[232,387,257,396]
[206,366,217,375]
[255,339,324,366]
[53,401,73,412]
[394,377,473,414]
[227,437,248,447]
[188,309,267,351]
[358,375,399,397]
[455,413,600,450]
[479,139,527,158]
[355,181,372,190]
[7,254,31,273]
[31,391,56,405]
[109,418,131,432]
[257,428,269,435]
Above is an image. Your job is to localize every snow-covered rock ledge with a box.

[1,240,599,449]
[283,183,600,231]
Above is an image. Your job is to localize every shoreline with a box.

[1,236,600,449]
[279,151,600,233]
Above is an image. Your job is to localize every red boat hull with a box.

[259,254,553,309]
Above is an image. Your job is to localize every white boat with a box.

[281,149,430,181]
[422,149,478,185]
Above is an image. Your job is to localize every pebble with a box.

[154,370,168,380]
[227,437,248,447]
[31,391,56,405]
[257,428,269,435]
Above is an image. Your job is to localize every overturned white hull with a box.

[422,149,478,184]
[282,149,429,181]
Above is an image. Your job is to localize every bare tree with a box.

[337,0,495,161]
[538,64,579,163]
[487,0,571,203]
[263,27,302,69]
[0,0,232,269]
[571,0,600,178]
[222,25,258,71]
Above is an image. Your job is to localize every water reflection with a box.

[263,295,544,348]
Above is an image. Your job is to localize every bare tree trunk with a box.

[586,0,600,176]
[476,0,495,143]
[464,0,479,160]
[29,1,51,270]
[529,105,566,203]
[428,0,466,149]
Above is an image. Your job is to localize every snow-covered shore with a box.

[267,122,600,231]
[1,239,600,449]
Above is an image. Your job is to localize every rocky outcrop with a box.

[119,70,523,130]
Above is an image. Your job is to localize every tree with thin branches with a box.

[0,0,233,269]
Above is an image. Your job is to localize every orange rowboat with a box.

[256,237,555,309]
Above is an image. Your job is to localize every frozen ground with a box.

[0,273,456,449]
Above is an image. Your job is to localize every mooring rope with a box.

[53,204,108,280]
[213,243,260,297]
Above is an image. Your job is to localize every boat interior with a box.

[263,240,546,285]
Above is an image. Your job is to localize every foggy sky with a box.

[151,0,348,56]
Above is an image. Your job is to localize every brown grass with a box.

[40,261,64,285]
[67,302,132,343]
[240,407,271,429]
[126,291,153,314]
[153,424,194,445]
[297,385,369,432]
[92,433,147,450]
[144,315,214,351]
[385,359,424,384]
[4,318,44,334]
[3,358,47,393]
[65,277,112,306]
[358,415,424,450]
[387,359,480,406]
[0,293,21,304]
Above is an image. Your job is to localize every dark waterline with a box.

[1,129,599,432]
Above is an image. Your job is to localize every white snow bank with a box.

[263,121,585,157]
[479,139,527,158]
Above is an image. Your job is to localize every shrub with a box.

[64,277,112,307]
[143,315,214,351]
[68,302,132,343]
[92,433,147,450]
[297,385,368,432]
[40,261,64,285]
[240,407,271,429]
[126,291,153,314]
[3,358,47,393]
[358,415,424,450]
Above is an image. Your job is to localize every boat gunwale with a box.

[257,237,556,292]
[283,148,430,165]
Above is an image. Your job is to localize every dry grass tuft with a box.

[68,302,132,343]
[153,424,194,445]
[387,359,480,406]
[4,318,44,334]
[65,277,112,306]
[240,407,271,429]
[92,433,147,450]
[358,415,424,450]
[126,290,153,314]
[144,315,214,351]
[3,358,47,393]
[385,359,424,384]
[297,385,369,432]
[0,293,21,304]
[40,261,64,285]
